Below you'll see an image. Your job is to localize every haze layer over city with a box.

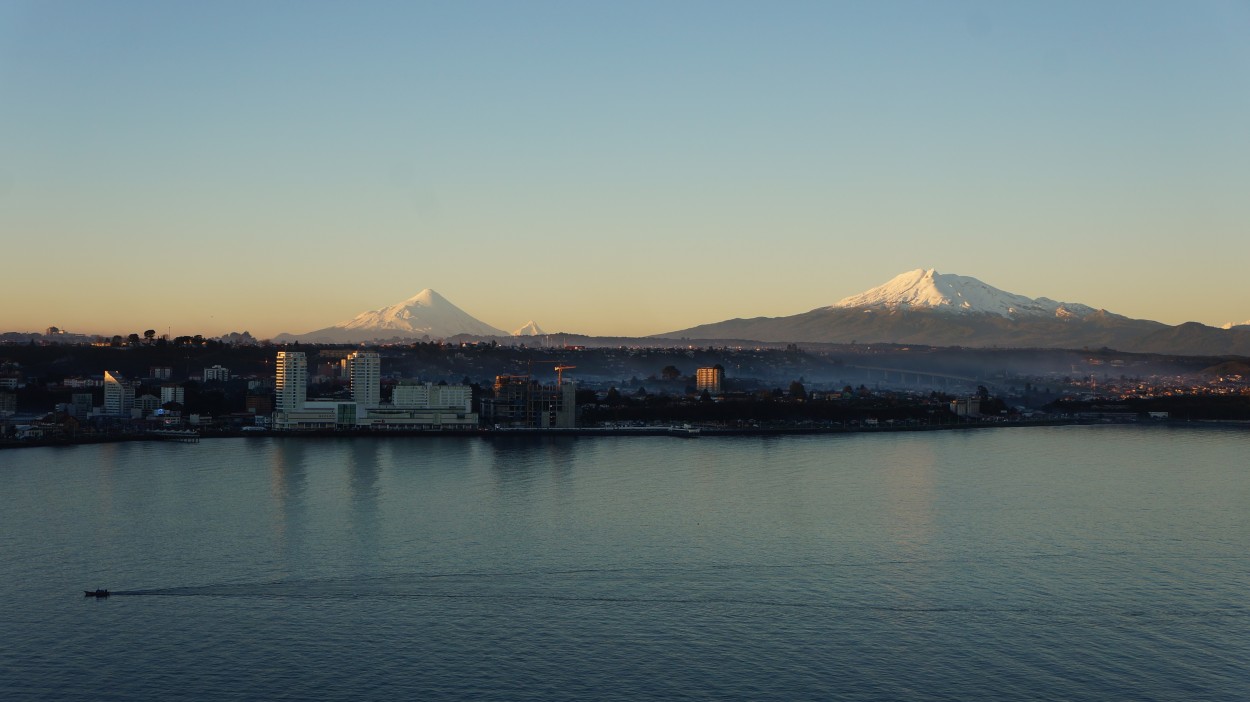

[2,2,1249,339]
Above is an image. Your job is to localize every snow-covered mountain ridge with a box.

[828,269,1098,318]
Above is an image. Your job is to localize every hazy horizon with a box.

[10,265,1250,341]
[3,2,1248,338]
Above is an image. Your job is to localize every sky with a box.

[2,0,1249,338]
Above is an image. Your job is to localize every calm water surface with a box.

[1,426,1247,700]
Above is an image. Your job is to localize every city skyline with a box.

[3,1,1249,338]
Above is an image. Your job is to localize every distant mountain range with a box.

[274,290,552,343]
[656,269,1250,356]
[265,269,1250,355]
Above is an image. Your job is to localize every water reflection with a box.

[348,440,381,504]
[486,438,543,494]
[878,439,938,552]
[545,438,577,490]
[269,439,309,563]
[92,442,122,524]
[347,439,382,564]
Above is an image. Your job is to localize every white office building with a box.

[276,352,307,412]
[203,365,231,382]
[103,370,135,417]
[160,385,185,406]
[347,352,381,410]
[392,383,472,412]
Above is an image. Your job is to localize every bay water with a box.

[1,426,1247,700]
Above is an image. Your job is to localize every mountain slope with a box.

[276,289,505,343]
[657,269,1250,354]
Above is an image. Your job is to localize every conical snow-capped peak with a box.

[401,289,444,306]
[335,289,506,337]
[512,321,546,336]
[829,269,1097,318]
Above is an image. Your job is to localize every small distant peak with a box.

[512,320,546,336]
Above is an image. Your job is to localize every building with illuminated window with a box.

[104,370,135,416]
[347,352,381,410]
[275,352,307,412]
[696,366,724,394]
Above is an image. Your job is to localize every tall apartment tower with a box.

[276,351,307,412]
[160,384,185,406]
[696,366,724,394]
[104,370,135,416]
[347,351,381,409]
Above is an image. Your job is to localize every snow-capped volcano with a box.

[829,268,1097,318]
[512,321,546,336]
[336,289,505,336]
[276,289,505,342]
[654,268,1193,350]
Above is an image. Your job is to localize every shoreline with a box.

[3,418,1244,450]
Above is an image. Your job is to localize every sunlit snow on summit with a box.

[828,268,1097,319]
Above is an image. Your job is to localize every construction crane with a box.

[524,360,577,384]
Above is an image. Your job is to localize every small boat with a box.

[84,589,110,598]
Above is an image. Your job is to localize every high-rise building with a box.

[103,370,135,416]
[483,375,576,428]
[160,385,185,406]
[276,352,307,412]
[347,352,381,409]
[696,366,724,394]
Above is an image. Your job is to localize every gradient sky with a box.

[2,1,1248,338]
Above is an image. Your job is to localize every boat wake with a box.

[91,563,1250,621]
